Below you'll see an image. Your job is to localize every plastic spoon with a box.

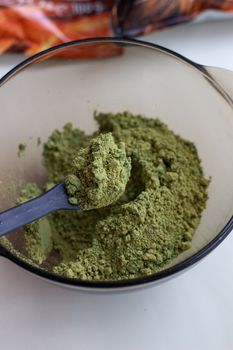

[0,183,80,237]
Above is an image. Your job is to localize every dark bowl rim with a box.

[0,37,232,290]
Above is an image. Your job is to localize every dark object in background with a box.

[113,0,233,36]
[0,0,232,57]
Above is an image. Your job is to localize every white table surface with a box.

[0,16,233,350]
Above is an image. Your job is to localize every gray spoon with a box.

[0,183,80,237]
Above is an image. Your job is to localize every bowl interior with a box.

[0,40,233,281]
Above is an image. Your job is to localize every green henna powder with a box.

[37,137,42,146]
[16,183,53,264]
[14,112,209,281]
[17,142,27,158]
[65,133,131,209]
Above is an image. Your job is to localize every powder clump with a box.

[17,142,27,158]
[64,132,131,209]
[16,183,53,264]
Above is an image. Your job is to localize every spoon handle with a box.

[0,183,79,237]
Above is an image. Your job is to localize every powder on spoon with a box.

[11,111,209,281]
[64,132,131,209]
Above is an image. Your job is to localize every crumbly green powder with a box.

[17,142,27,158]
[37,137,42,146]
[65,133,131,209]
[16,183,53,264]
[15,112,209,281]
